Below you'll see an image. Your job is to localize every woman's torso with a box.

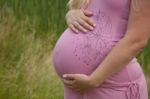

[52,0,143,83]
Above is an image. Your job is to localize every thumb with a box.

[83,10,93,17]
[63,74,75,80]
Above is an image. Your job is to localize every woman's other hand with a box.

[62,74,98,93]
[65,9,96,33]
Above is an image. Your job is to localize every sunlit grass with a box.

[0,8,63,99]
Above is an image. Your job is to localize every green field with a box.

[0,0,149,99]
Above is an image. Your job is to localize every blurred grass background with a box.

[0,0,149,99]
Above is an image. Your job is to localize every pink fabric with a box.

[52,0,148,99]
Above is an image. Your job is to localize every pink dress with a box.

[52,0,148,99]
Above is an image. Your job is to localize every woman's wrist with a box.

[65,9,80,20]
[89,74,102,87]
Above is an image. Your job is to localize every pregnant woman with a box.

[52,0,150,99]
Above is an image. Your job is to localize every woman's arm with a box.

[89,0,150,86]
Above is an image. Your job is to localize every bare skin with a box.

[62,0,150,93]
[65,9,96,33]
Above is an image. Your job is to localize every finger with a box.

[69,24,79,33]
[82,16,96,27]
[63,74,77,80]
[78,18,94,30]
[75,88,81,92]
[83,10,93,17]
[74,88,84,94]
[67,84,74,89]
[62,79,75,86]
[73,21,88,33]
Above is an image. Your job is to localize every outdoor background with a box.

[0,0,149,99]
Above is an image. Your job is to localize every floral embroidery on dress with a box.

[73,10,113,66]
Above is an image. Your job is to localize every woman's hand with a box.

[65,9,96,33]
[62,74,98,93]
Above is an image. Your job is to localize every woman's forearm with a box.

[89,0,150,87]
[89,33,148,87]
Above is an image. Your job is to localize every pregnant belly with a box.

[52,28,114,77]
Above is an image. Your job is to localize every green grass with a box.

[0,0,149,99]
[0,8,64,99]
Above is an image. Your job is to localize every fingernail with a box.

[93,24,96,27]
[90,27,94,30]
[63,74,67,78]
[84,29,87,32]
[76,30,79,33]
